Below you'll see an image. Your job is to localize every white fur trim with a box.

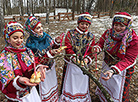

[46,51,54,58]
[85,55,92,64]
[93,45,102,52]
[30,16,36,21]
[125,60,136,69]
[13,76,26,91]
[114,15,131,19]
[8,22,23,28]
[110,65,121,74]
[78,14,92,18]
[70,54,76,60]
[76,27,88,34]
[5,95,21,101]
[111,60,136,74]
[36,64,43,70]
[53,38,60,46]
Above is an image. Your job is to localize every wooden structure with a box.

[4,12,110,24]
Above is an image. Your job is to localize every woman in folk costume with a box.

[95,12,138,102]
[0,21,50,102]
[24,16,61,102]
[60,12,95,102]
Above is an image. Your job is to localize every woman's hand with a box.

[51,49,61,54]
[84,58,89,64]
[92,46,101,53]
[37,65,49,82]
[55,36,62,43]
[102,70,114,81]
[19,77,38,86]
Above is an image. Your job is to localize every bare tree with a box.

[77,0,80,14]
[26,0,30,16]
[132,0,138,12]
[0,0,4,36]
[32,0,35,15]
[39,0,45,12]
[82,0,86,13]
[109,0,115,18]
[68,0,72,8]
[45,0,49,23]
[57,0,60,7]
[87,0,96,14]
[54,0,56,19]
[136,1,138,15]
[72,0,75,20]
[19,0,24,16]
[66,0,69,13]
[3,0,6,15]
[3,0,12,15]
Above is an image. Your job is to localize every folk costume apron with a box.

[96,28,134,102]
[26,32,59,102]
[60,60,91,102]
[19,87,41,102]
[95,61,126,102]
[39,62,59,102]
[60,29,94,102]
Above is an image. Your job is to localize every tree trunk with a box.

[68,0,71,8]
[109,0,114,18]
[120,0,124,11]
[54,0,56,19]
[7,0,12,15]
[5,0,8,15]
[72,0,75,20]
[64,0,66,8]
[27,0,30,16]
[87,0,95,14]
[31,0,34,16]
[82,0,85,13]
[136,1,138,15]
[0,0,5,36]
[3,0,5,15]
[57,0,60,7]
[19,0,24,16]
[66,0,69,13]
[77,0,80,14]
[45,0,49,23]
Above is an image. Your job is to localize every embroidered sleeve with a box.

[111,36,138,74]
[13,76,26,91]
[65,31,75,55]
[96,30,108,49]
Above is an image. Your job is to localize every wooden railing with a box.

[4,12,110,24]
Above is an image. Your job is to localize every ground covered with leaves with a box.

[0,19,138,102]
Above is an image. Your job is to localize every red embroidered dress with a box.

[0,46,49,101]
[60,27,95,102]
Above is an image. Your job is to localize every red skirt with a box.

[122,66,134,102]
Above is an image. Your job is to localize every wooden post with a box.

[98,12,100,18]
[58,13,61,21]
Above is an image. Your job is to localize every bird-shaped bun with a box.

[57,46,67,52]
[30,71,41,83]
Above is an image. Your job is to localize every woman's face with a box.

[9,31,24,49]
[113,23,126,34]
[78,22,90,31]
[34,23,43,36]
